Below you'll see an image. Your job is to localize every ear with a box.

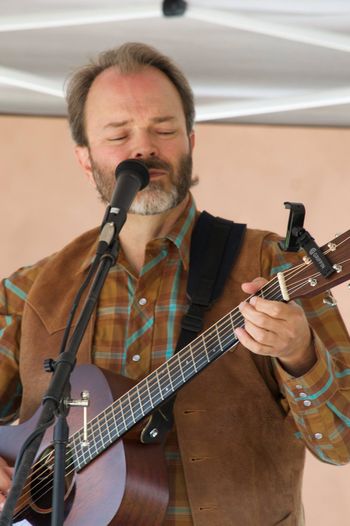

[189,130,195,152]
[74,145,96,187]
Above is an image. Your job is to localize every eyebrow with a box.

[152,116,176,124]
[103,115,177,129]
[103,120,129,130]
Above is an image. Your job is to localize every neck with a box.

[119,194,189,274]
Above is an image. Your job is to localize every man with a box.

[0,42,349,525]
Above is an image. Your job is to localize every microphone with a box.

[100,159,149,240]
[110,159,149,216]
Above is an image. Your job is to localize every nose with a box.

[132,131,159,159]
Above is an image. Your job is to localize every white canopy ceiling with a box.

[1,0,350,126]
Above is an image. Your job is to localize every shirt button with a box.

[299,392,307,398]
[303,400,312,407]
[314,432,323,440]
[132,354,141,362]
[138,297,147,306]
[296,384,303,389]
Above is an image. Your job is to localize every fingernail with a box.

[249,296,257,306]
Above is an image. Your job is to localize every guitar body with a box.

[1,229,349,525]
[0,365,169,525]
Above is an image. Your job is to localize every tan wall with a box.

[1,115,349,524]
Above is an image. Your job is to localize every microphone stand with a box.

[0,158,149,526]
[0,225,120,526]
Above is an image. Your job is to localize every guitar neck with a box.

[70,277,284,470]
[70,228,350,470]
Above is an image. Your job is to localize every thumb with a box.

[241,277,267,295]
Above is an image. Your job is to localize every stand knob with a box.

[43,358,56,373]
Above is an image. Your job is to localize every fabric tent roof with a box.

[1,0,350,126]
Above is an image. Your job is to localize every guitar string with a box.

[14,237,350,514]
[62,247,345,453]
[13,261,323,517]
[15,251,348,520]
[13,252,338,515]
[14,248,345,516]
[13,246,350,517]
[12,275,291,516]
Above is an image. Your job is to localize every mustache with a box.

[137,157,172,173]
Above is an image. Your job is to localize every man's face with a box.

[76,66,195,215]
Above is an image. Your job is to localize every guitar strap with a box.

[140,211,246,444]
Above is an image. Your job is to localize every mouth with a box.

[148,169,167,179]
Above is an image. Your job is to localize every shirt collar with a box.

[165,193,196,271]
[78,193,197,275]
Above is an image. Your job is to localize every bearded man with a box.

[0,42,349,526]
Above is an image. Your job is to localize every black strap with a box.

[140,212,246,444]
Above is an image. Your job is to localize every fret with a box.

[99,411,108,449]
[86,422,96,458]
[134,383,145,418]
[93,425,102,456]
[81,440,90,466]
[149,374,160,403]
[190,344,198,372]
[149,373,164,408]
[70,438,80,470]
[229,311,236,336]
[168,357,183,391]
[145,377,154,412]
[177,354,186,383]
[204,327,219,361]
[182,347,196,380]
[154,368,164,402]
[202,332,210,363]
[119,395,128,431]
[185,336,206,374]
[111,401,121,438]
[215,323,223,353]
[127,390,136,424]
[158,362,174,398]
[72,441,83,470]
[110,402,120,438]
[103,409,113,445]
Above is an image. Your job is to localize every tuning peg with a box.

[323,290,337,307]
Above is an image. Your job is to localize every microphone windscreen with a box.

[115,159,149,190]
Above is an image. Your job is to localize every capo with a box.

[278,202,305,252]
[279,201,335,278]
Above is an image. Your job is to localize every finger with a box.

[0,458,13,494]
[239,300,282,333]
[248,295,291,320]
[241,277,267,295]
[243,319,277,346]
[235,327,272,356]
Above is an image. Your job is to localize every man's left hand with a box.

[236,277,317,376]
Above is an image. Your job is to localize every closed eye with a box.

[157,130,176,135]
[108,136,127,142]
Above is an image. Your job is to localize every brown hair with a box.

[66,42,195,146]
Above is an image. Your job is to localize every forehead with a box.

[84,65,185,129]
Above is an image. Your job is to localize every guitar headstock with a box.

[285,229,350,301]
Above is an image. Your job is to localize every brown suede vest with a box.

[19,227,305,526]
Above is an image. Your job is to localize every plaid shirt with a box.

[1,195,349,524]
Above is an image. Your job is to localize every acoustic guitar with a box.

[0,230,349,525]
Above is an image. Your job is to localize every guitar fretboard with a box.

[69,280,283,470]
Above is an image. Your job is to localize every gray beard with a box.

[129,181,180,215]
[91,153,194,216]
